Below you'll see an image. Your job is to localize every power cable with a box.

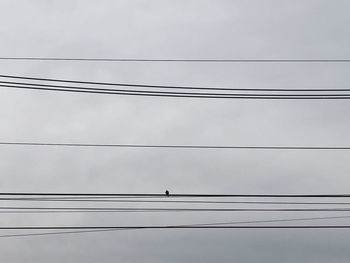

[3,83,348,98]
[3,83,350,99]
[1,193,350,198]
[2,206,350,213]
[0,225,350,230]
[1,75,350,99]
[0,142,349,150]
[0,57,350,62]
[2,197,350,205]
[2,215,350,238]
[1,78,350,92]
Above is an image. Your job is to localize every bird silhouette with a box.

[165,190,170,197]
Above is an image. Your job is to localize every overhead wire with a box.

[2,215,350,238]
[0,142,349,150]
[3,197,350,205]
[1,75,350,92]
[1,225,350,230]
[1,206,350,213]
[0,75,350,99]
[1,192,350,198]
[1,62,349,236]
[1,57,350,62]
[3,83,350,99]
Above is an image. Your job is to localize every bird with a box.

[165,190,170,197]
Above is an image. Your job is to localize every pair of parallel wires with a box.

[1,71,350,99]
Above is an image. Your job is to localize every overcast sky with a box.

[0,0,350,262]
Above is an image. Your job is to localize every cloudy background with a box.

[0,0,350,262]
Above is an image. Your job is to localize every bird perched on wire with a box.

[165,190,170,197]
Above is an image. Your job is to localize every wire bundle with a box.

[1,58,350,239]
[1,74,350,99]
[1,192,350,238]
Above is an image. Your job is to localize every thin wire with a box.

[2,207,350,213]
[0,228,131,238]
[3,193,350,198]
[1,57,350,62]
[3,197,350,205]
[3,83,349,97]
[1,225,350,230]
[0,142,349,150]
[2,78,350,92]
[1,193,350,198]
[2,83,350,99]
[2,215,350,238]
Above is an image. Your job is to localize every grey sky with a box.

[0,0,350,262]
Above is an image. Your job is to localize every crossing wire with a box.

[2,215,350,238]
[0,142,349,150]
[1,57,350,62]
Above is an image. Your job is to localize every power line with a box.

[3,83,350,99]
[1,75,350,99]
[3,193,350,198]
[2,192,350,198]
[1,225,350,230]
[1,57,350,62]
[4,83,349,98]
[0,142,349,150]
[2,215,350,238]
[1,76,350,92]
[198,215,350,226]
[2,206,350,213]
[0,228,129,238]
[3,197,350,205]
